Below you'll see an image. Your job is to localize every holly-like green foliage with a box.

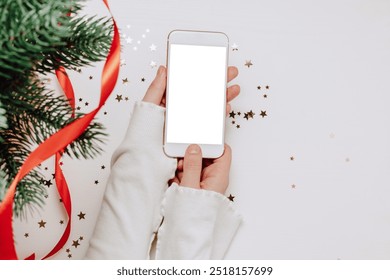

[0,0,113,217]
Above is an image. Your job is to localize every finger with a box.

[142,66,166,105]
[180,144,202,189]
[227,66,238,83]
[227,84,240,102]
[216,144,232,166]
[226,103,231,116]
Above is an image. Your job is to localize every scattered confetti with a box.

[260,110,267,118]
[150,61,157,68]
[115,95,123,102]
[122,78,129,85]
[24,233,29,238]
[245,60,253,68]
[72,240,80,248]
[38,220,46,228]
[228,194,235,202]
[77,212,86,220]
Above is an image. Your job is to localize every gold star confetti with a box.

[60,220,64,224]
[248,110,255,119]
[95,180,99,185]
[141,78,145,82]
[125,97,129,101]
[77,212,86,220]
[263,94,268,98]
[257,86,261,90]
[228,194,235,202]
[68,254,72,258]
[291,184,296,189]
[115,95,123,102]
[122,78,129,85]
[79,98,83,102]
[266,85,270,89]
[260,110,267,118]
[236,124,240,129]
[244,113,249,120]
[229,111,236,118]
[72,240,80,248]
[290,156,295,161]
[237,112,241,116]
[101,165,106,170]
[76,106,81,110]
[45,180,52,187]
[79,236,84,241]
[89,76,93,80]
[104,111,107,115]
[66,248,71,253]
[85,102,89,106]
[244,60,253,68]
[38,220,46,228]
[232,120,235,124]
[24,233,29,238]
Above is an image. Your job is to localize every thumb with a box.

[180,144,202,189]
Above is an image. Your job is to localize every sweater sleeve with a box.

[85,101,177,259]
[155,183,242,259]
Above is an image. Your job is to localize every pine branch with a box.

[0,0,113,216]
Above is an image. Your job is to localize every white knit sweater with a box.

[84,101,242,259]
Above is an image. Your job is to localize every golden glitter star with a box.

[244,112,249,120]
[115,95,123,102]
[94,180,99,185]
[79,236,84,241]
[122,78,129,85]
[236,124,240,129]
[266,85,270,89]
[141,78,145,82]
[24,233,29,238]
[248,110,255,119]
[257,86,261,90]
[101,165,106,169]
[77,212,86,220]
[68,254,72,258]
[263,94,268,98]
[244,60,253,68]
[72,240,80,248]
[59,220,64,224]
[260,110,267,118]
[229,111,236,118]
[228,194,235,202]
[89,76,93,80]
[290,156,295,161]
[38,220,46,228]
[66,248,71,253]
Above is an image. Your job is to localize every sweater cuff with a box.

[156,184,242,259]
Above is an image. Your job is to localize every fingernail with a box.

[189,145,200,154]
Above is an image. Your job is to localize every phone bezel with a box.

[163,30,229,159]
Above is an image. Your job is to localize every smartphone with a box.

[164,30,229,158]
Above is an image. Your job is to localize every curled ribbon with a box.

[0,0,120,260]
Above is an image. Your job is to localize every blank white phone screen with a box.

[166,44,227,145]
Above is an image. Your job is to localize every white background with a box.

[13,0,390,260]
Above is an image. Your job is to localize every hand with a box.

[142,65,240,114]
[172,144,232,195]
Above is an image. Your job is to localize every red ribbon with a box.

[0,0,120,260]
